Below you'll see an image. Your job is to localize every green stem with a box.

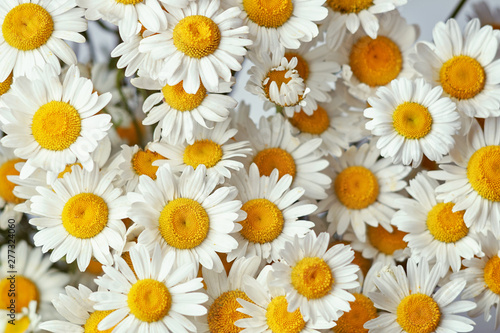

[116,69,144,146]
[448,0,468,20]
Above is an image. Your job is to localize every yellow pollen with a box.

[440,55,486,100]
[0,72,13,96]
[426,202,468,243]
[335,166,379,209]
[467,145,500,202]
[57,163,82,179]
[183,139,223,169]
[162,81,206,111]
[253,148,296,180]
[132,149,164,179]
[62,193,109,239]
[2,3,54,51]
[396,293,441,333]
[243,0,293,28]
[207,290,252,333]
[31,101,81,151]
[84,310,117,333]
[0,276,39,313]
[284,53,309,81]
[128,279,171,323]
[289,106,330,135]
[5,316,30,333]
[327,0,373,13]
[115,0,143,4]
[484,255,500,294]
[0,158,24,204]
[159,198,210,249]
[173,15,221,58]
[266,296,306,333]
[291,257,333,299]
[367,225,407,255]
[349,36,402,87]
[333,293,377,333]
[392,102,433,139]
[239,198,284,244]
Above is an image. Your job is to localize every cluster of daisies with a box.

[2,0,500,332]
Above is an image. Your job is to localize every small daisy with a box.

[469,1,500,32]
[0,144,24,229]
[365,259,476,333]
[365,78,461,167]
[0,0,86,81]
[90,244,209,332]
[227,163,317,263]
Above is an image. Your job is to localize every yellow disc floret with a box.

[291,257,333,299]
[484,255,500,295]
[327,0,373,13]
[392,102,433,139]
[289,106,330,135]
[266,296,306,333]
[128,279,171,323]
[132,149,164,179]
[350,36,403,87]
[183,139,223,169]
[0,73,13,96]
[467,145,500,202]
[84,310,117,333]
[32,101,81,151]
[367,225,407,255]
[115,0,143,4]
[2,3,54,51]
[0,158,24,204]
[396,293,441,333]
[426,202,468,243]
[333,293,377,333]
[253,148,296,180]
[243,0,293,28]
[207,290,252,333]
[239,199,284,244]
[162,81,206,111]
[173,15,221,58]
[61,193,109,239]
[284,53,309,81]
[335,166,379,209]
[0,276,39,313]
[440,55,486,100]
[159,198,210,249]
[262,69,295,106]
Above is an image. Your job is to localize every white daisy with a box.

[469,1,500,35]
[0,144,24,229]
[365,78,461,167]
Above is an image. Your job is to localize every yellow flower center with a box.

[115,0,143,4]
[440,55,486,100]
[284,53,309,81]
[392,102,433,139]
[253,148,296,180]
[0,276,39,313]
[266,296,306,333]
[61,193,109,239]
[159,198,210,249]
[57,162,82,179]
[239,199,284,244]
[128,279,171,323]
[484,255,500,294]
[84,310,117,333]
[31,101,81,151]
[0,73,13,96]
[367,225,407,255]
[467,145,500,202]
[289,106,330,135]
[262,69,297,106]
[333,293,377,333]
[426,202,468,243]
[243,0,293,28]
[0,158,24,204]
[349,36,402,87]
[85,258,103,276]
[326,0,373,13]
[396,293,441,333]
[335,166,379,210]
[291,257,333,299]
[207,290,252,333]
[162,81,206,111]
[2,3,54,51]
[132,149,164,179]
[5,316,30,333]
[173,15,221,58]
[183,139,223,169]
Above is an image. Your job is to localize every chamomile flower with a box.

[365,78,461,167]
[90,244,208,332]
[139,0,252,94]
[0,0,86,81]
[365,259,476,333]
[333,292,377,333]
[0,144,24,229]
[413,18,500,119]
[470,1,500,32]
[227,163,316,263]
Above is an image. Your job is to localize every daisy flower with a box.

[365,259,476,333]
[0,144,24,229]
[139,0,252,94]
[0,0,86,81]
[469,1,500,32]
[365,78,461,167]
[333,292,377,333]
[27,164,128,271]
[0,65,112,179]
[1,300,41,333]
[227,163,317,263]
[90,244,208,332]
[129,164,242,273]
[320,140,411,242]
[413,18,500,119]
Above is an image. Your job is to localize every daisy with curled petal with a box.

[139,0,252,94]
[227,163,317,263]
[365,78,461,167]
[90,244,208,332]
[365,259,476,333]
[0,144,24,229]
[0,65,112,179]
[413,18,500,120]
[271,232,360,323]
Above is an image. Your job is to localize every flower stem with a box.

[448,0,468,20]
